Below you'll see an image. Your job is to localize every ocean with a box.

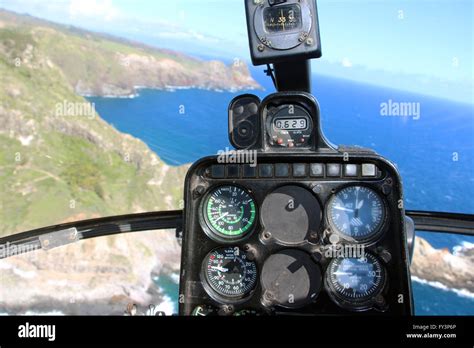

[88,68,474,315]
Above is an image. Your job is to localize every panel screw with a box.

[299,33,308,42]
[306,38,314,46]
[193,185,206,199]
[382,185,392,195]
[312,251,322,262]
[312,184,323,194]
[375,295,386,308]
[378,249,392,263]
[257,44,265,52]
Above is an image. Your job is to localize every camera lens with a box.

[237,121,254,139]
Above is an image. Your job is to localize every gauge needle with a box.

[334,206,354,213]
[211,266,228,272]
[356,200,364,210]
[280,10,285,31]
[333,271,352,275]
[213,212,229,222]
[355,188,360,218]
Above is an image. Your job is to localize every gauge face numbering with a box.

[201,185,257,241]
[326,253,386,308]
[327,186,386,243]
[203,247,257,299]
[266,104,313,148]
[263,4,302,33]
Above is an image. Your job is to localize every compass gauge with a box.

[263,4,302,33]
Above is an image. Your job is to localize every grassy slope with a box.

[0,14,189,236]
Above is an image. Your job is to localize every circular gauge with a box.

[327,186,387,243]
[265,104,313,148]
[201,185,257,242]
[261,185,321,245]
[325,253,386,309]
[202,247,258,300]
[253,1,313,50]
[260,249,322,309]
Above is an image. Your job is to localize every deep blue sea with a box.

[88,67,474,315]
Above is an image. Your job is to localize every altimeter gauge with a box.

[325,252,386,310]
[202,247,258,300]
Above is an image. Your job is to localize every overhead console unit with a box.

[245,0,322,65]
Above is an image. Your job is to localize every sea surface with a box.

[88,68,474,315]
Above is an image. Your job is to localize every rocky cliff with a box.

[0,10,260,98]
[0,9,262,236]
[0,230,181,315]
[411,237,474,293]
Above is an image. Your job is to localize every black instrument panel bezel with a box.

[179,153,413,316]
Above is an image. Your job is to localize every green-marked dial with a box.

[202,185,256,240]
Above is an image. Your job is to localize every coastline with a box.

[81,84,262,100]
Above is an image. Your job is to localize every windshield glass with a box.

[0,0,472,315]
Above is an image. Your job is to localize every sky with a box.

[0,0,472,103]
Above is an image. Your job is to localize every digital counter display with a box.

[274,118,307,131]
[263,4,302,33]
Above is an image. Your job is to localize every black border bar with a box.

[0,316,471,346]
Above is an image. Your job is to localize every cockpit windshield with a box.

[0,0,472,317]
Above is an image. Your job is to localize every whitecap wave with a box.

[411,276,474,299]
[170,272,180,284]
[453,241,474,256]
[154,295,176,315]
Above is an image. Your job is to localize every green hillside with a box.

[1,11,254,236]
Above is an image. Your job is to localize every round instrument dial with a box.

[202,247,258,299]
[253,0,313,51]
[263,4,302,33]
[325,253,386,309]
[327,186,387,243]
[201,185,257,242]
